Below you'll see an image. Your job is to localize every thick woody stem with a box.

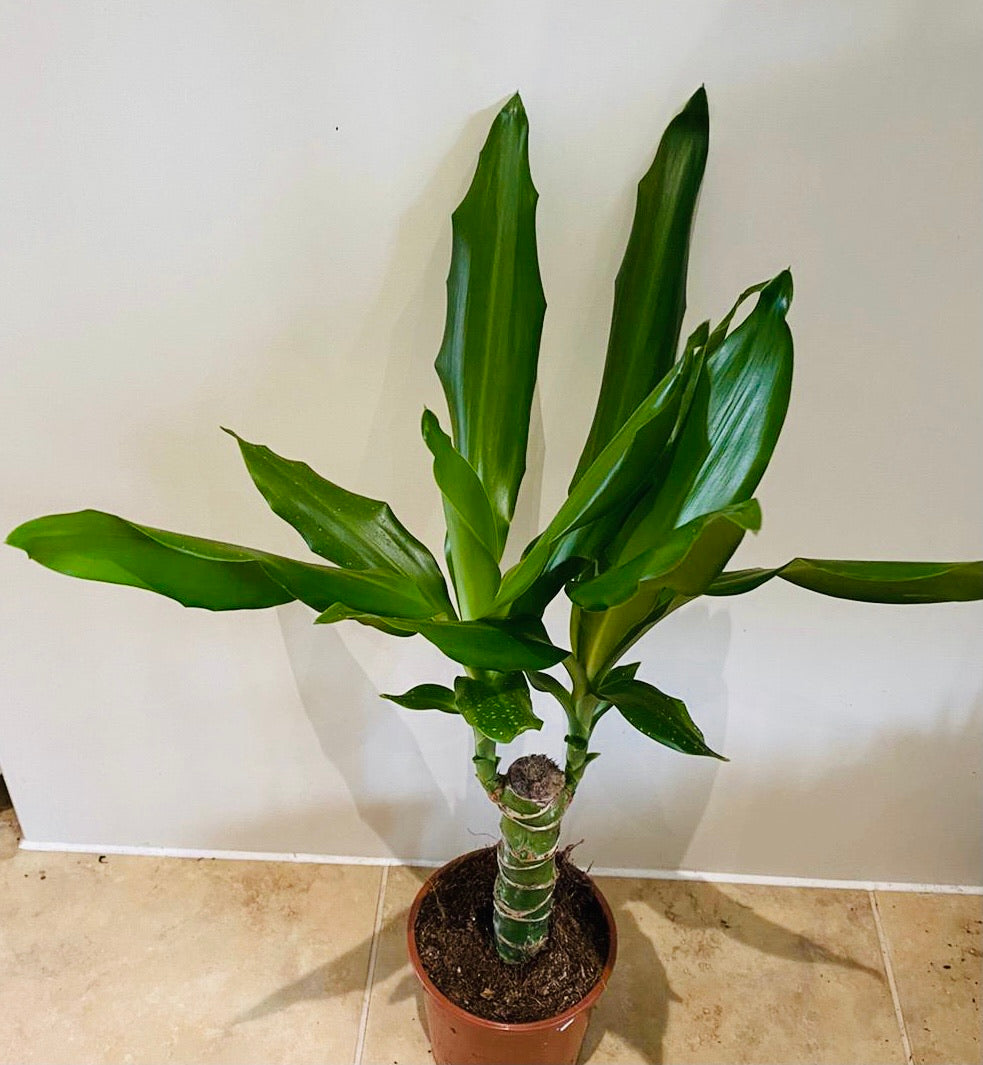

[491,754,568,964]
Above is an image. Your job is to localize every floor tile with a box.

[583,877,904,1065]
[360,864,434,1065]
[0,846,381,1064]
[875,891,982,1065]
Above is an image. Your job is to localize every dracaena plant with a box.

[8,90,982,966]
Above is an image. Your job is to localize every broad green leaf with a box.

[420,411,502,557]
[707,558,983,603]
[703,280,770,355]
[572,87,709,485]
[598,673,725,759]
[314,607,568,671]
[7,510,437,617]
[526,669,573,712]
[600,662,640,688]
[454,672,542,743]
[421,409,501,618]
[569,499,761,610]
[571,592,683,683]
[223,429,451,611]
[381,684,459,713]
[7,510,291,610]
[493,343,702,612]
[570,500,760,679]
[313,604,411,637]
[434,93,546,533]
[506,555,588,621]
[612,271,793,562]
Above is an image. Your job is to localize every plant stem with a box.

[490,755,568,964]
[472,727,500,793]
[469,659,604,964]
[562,655,600,789]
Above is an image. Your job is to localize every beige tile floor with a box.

[1,802,979,1065]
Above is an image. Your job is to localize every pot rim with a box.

[406,847,618,1033]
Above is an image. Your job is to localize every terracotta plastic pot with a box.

[407,850,617,1065]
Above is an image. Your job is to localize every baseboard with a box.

[17,838,981,894]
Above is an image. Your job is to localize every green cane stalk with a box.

[470,655,607,963]
[472,744,569,963]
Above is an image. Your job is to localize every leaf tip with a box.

[420,407,439,439]
[768,269,794,313]
[686,84,709,118]
[501,91,526,120]
[5,524,27,550]
[745,498,763,533]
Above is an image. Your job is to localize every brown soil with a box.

[506,754,565,802]
[413,846,610,1023]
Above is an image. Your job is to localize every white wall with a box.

[2,1,980,885]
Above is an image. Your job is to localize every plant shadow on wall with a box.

[259,103,551,862]
[195,102,551,863]
[351,98,548,565]
[562,600,732,873]
[274,601,459,861]
[731,690,983,885]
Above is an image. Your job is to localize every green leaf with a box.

[707,558,983,603]
[612,271,793,561]
[703,280,770,355]
[569,500,760,679]
[493,343,703,612]
[421,409,501,618]
[223,429,451,611]
[7,510,437,617]
[601,661,640,688]
[7,510,291,610]
[314,604,412,637]
[434,92,546,534]
[569,499,761,611]
[572,87,709,486]
[506,555,588,621]
[314,607,568,671]
[598,673,725,759]
[421,410,502,559]
[381,684,459,713]
[571,593,683,684]
[454,672,542,743]
[526,669,572,712]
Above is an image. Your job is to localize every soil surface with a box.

[506,755,565,802]
[413,846,610,1023]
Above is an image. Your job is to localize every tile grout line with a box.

[868,889,914,1065]
[353,864,389,1065]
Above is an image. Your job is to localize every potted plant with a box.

[8,89,982,1065]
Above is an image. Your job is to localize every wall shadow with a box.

[262,101,557,866]
[563,600,732,875]
[275,603,459,862]
[352,96,547,563]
